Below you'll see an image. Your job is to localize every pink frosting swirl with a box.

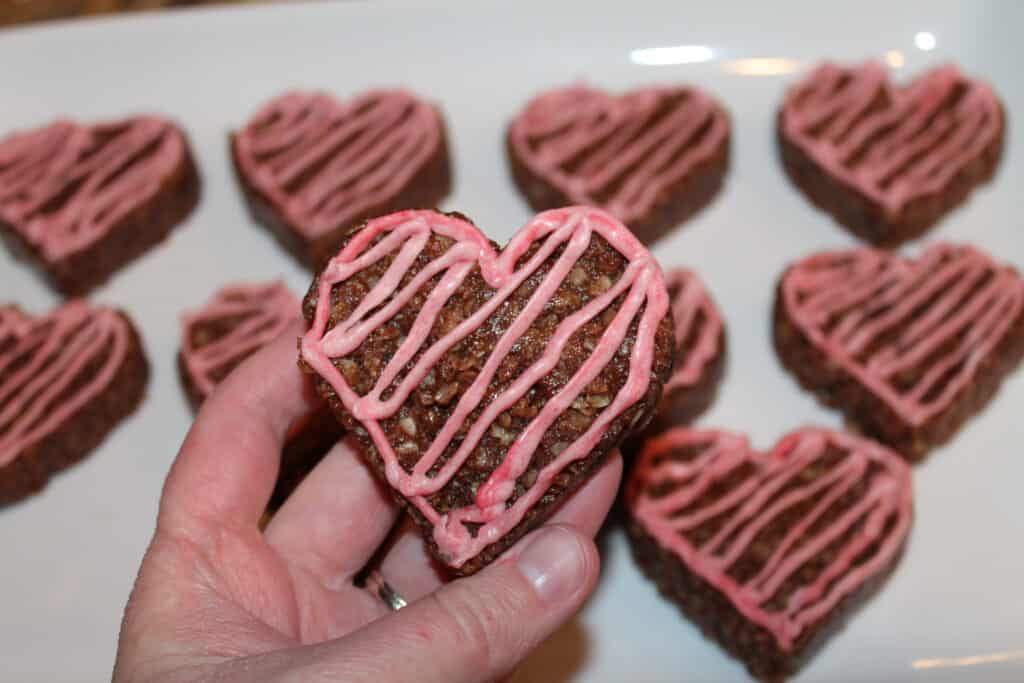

[781,243,1024,427]
[301,207,669,567]
[0,116,188,261]
[0,301,133,466]
[627,427,913,652]
[663,269,723,393]
[508,83,729,225]
[233,90,445,240]
[780,62,1002,212]
[180,281,301,402]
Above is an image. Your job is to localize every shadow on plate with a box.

[511,617,593,683]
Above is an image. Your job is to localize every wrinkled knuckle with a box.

[428,588,499,671]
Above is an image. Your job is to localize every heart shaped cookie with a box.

[179,281,302,409]
[232,90,452,268]
[775,243,1024,459]
[299,207,675,573]
[179,281,343,510]
[0,116,199,295]
[626,426,912,680]
[507,84,730,245]
[0,301,148,503]
[779,62,1004,245]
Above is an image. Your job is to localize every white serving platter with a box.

[1,2,1022,680]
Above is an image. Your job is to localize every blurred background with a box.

[0,0,274,27]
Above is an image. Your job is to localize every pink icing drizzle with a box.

[782,243,1024,426]
[0,117,187,261]
[781,62,1002,212]
[0,306,31,339]
[663,269,723,393]
[301,207,669,567]
[0,301,131,467]
[180,281,301,401]
[627,427,913,652]
[233,90,444,240]
[508,84,729,224]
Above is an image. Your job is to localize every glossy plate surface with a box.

[1,2,1022,680]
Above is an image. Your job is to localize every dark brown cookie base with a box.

[0,313,148,504]
[773,284,1024,460]
[506,129,729,246]
[0,142,200,297]
[230,116,453,271]
[626,516,904,682]
[777,105,1005,247]
[177,352,342,511]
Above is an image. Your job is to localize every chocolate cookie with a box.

[0,301,149,504]
[179,281,342,510]
[179,281,302,409]
[299,207,676,574]
[626,427,913,681]
[775,243,1024,460]
[0,116,200,296]
[779,62,1004,246]
[231,90,452,269]
[507,83,730,245]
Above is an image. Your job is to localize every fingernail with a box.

[516,526,587,603]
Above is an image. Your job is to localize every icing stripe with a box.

[663,269,722,393]
[0,117,187,261]
[233,90,444,239]
[781,243,1024,426]
[180,281,301,401]
[509,84,728,224]
[627,427,912,652]
[0,307,31,344]
[781,62,1002,212]
[0,301,132,466]
[301,207,669,567]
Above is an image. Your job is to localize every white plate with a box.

[2,2,1022,681]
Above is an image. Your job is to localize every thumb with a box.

[308,524,599,683]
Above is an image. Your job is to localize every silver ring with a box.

[366,569,408,611]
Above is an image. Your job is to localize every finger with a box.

[161,320,319,532]
[371,516,451,603]
[264,436,401,589]
[293,524,600,683]
[376,451,623,602]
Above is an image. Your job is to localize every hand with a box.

[114,322,622,683]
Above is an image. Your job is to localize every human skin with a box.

[114,321,621,683]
